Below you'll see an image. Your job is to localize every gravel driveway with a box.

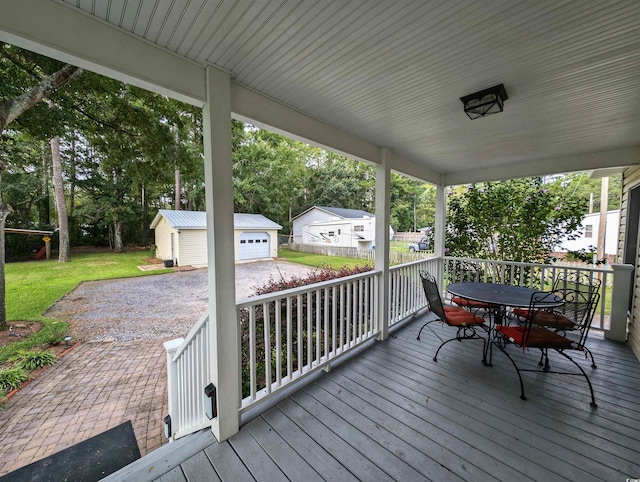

[45,260,315,342]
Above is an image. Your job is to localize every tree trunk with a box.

[50,136,70,262]
[174,166,181,210]
[0,203,13,327]
[39,144,50,225]
[113,218,123,253]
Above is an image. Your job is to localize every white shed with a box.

[151,210,282,266]
[292,206,393,249]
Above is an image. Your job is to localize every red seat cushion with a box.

[445,312,485,327]
[531,311,575,330]
[512,309,575,330]
[452,296,494,309]
[444,305,467,315]
[495,325,572,349]
[512,307,529,319]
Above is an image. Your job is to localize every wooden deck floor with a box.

[111,313,640,481]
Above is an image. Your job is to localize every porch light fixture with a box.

[204,383,217,420]
[163,415,172,439]
[460,84,508,119]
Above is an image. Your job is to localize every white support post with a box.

[163,338,183,441]
[606,264,634,342]
[202,66,239,442]
[375,149,391,341]
[434,182,447,285]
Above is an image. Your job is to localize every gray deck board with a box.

[181,451,220,482]
[261,405,359,481]
[154,467,187,482]
[139,314,640,481]
[228,427,286,481]
[203,441,254,481]
[244,417,324,482]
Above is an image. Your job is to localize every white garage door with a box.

[239,232,270,260]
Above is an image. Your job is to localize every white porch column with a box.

[606,264,634,342]
[375,148,391,341]
[434,182,447,284]
[202,66,239,441]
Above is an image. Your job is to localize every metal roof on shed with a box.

[150,210,282,230]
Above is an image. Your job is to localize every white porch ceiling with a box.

[3,0,640,184]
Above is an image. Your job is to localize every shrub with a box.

[14,350,57,371]
[0,368,28,391]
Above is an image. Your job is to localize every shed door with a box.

[239,232,270,260]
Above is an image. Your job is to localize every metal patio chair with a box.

[417,271,487,363]
[511,272,601,368]
[492,289,599,407]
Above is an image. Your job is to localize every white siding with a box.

[292,209,341,244]
[154,218,175,260]
[560,211,619,255]
[620,166,640,360]
[176,230,208,267]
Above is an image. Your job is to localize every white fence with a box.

[287,243,433,265]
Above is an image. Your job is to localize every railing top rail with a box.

[173,311,209,360]
[390,255,441,271]
[444,256,613,274]
[236,269,382,309]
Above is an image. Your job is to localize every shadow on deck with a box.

[107,313,640,481]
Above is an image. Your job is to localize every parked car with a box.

[408,237,431,252]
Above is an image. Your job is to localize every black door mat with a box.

[0,420,141,482]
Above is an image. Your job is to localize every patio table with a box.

[446,282,563,364]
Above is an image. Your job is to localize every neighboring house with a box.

[151,210,282,266]
[558,210,620,256]
[292,206,393,249]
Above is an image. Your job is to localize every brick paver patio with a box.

[0,341,168,476]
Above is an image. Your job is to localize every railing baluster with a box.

[315,289,321,366]
[331,286,337,356]
[250,307,256,400]
[324,287,329,362]
[306,293,312,372]
[286,298,292,379]
[265,303,272,394]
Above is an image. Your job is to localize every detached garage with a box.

[151,210,282,267]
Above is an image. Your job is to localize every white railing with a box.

[389,256,440,326]
[164,312,211,439]
[443,256,614,330]
[165,254,627,440]
[237,270,381,412]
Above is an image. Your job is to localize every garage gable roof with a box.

[150,210,282,230]
[292,206,374,222]
[234,213,282,230]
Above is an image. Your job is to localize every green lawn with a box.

[277,247,371,270]
[1,249,170,362]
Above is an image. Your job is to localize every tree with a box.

[50,136,70,261]
[0,44,81,326]
[446,177,586,263]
